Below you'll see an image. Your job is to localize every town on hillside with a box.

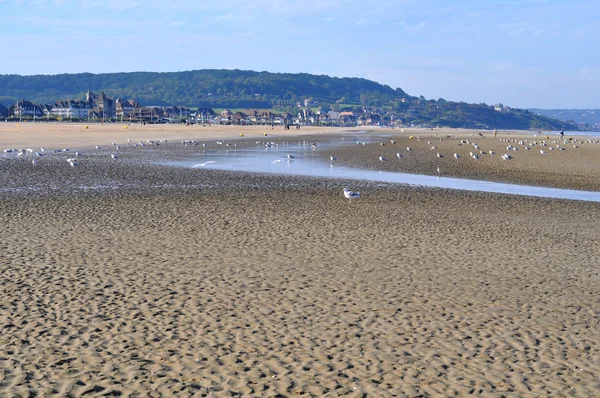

[3,92,416,128]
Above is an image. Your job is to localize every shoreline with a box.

[1,121,583,149]
[2,123,600,192]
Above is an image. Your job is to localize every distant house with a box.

[87,90,115,118]
[339,111,358,126]
[234,109,274,124]
[494,103,510,113]
[197,108,216,118]
[14,100,44,118]
[193,108,216,123]
[327,111,340,121]
[366,114,382,126]
[115,98,139,118]
[48,100,92,119]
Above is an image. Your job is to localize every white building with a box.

[49,100,91,119]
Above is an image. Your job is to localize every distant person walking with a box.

[560,128,564,138]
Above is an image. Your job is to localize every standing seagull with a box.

[343,188,361,200]
[379,156,387,162]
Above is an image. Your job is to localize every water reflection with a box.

[163,141,600,203]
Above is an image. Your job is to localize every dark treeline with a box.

[0,69,584,130]
[0,69,400,107]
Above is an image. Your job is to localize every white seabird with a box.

[192,161,215,167]
[343,188,361,200]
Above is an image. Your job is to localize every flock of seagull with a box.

[3,141,131,167]
[4,132,599,200]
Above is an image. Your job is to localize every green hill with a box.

[0,69,582,130]
[0,69,402,108]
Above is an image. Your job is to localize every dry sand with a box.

[1,123,600,397]
[0,122,346,149]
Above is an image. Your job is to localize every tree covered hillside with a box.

[0,69,402,108]
[0,69,584,130]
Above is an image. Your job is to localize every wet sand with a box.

[1,124,600,396]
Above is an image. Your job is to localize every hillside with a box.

[0,69,581,130]
[0,70,402,108]
[529,109,600,127]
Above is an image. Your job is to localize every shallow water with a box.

[162,141,600,203]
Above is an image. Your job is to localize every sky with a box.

[0,0,598,109]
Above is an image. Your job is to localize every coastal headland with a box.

[1,123,599,396]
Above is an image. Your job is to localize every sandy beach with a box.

[1,123,600,396]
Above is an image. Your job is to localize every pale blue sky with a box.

[0,0,598,108]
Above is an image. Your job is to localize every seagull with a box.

[454,153,460,159]
[95,145,101,149]
[406,147,412,151]
[330,156,337,161]
[343,187,361,200]
[192,161,215,167]
[396,153,403,158]
[379,156,387,162]
[436,152,443,158]
[111,154,118,159]
[501,154,512,160]
[287,154,295,159]
[540,150,546,155]
[390,140,396,144]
